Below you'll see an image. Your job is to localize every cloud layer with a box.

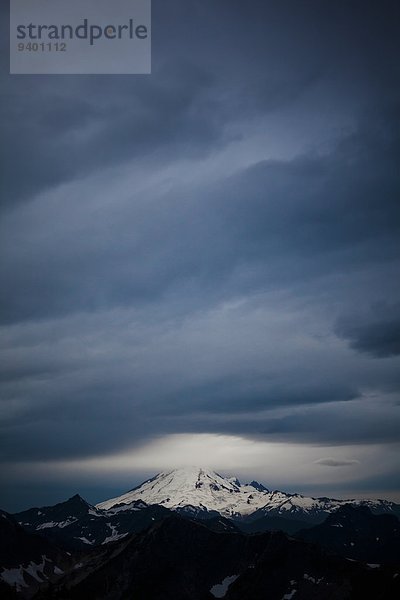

[0,0,399,510]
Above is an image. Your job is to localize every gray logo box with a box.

[10,0,151,74]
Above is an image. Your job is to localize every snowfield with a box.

[96,467,398,520]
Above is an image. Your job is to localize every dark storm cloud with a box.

[153,396,400,447]
[256,406,400,446]
[1,0,400,508]
[0,62,224,208]
[3,0,398,210]
[335,304,400,358]
[160,376,359,415]
[218,128,400,261]
[0,0,327,211]
[1,114,399,324]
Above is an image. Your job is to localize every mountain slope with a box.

[96,467,400,523]
[35,516,400,600]
[296,504,400,563]
[0,510,72,597]
[224,532,400,600]
[39,516,269,600]
[237,514,310,535]
[96,467,269,516]
[14,495,171,550]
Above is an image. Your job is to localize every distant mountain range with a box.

[97,467,400,522]
[14,494,170,550]
[1,467,400,599]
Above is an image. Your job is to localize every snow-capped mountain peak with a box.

[96,467,400,522]
[96,467,269,516]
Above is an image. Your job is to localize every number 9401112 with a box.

[18,42,67,52]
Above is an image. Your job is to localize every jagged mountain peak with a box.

[66,493,90,505]
[248,480,269,492]
[46,493,97,514]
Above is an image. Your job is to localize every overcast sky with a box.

[1,0,400,511]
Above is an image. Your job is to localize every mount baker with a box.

[96,466,400,521]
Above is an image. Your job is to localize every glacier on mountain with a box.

[96,467,398,521]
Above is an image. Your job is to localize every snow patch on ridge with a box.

[101,523,129,544]
[0,555,62,591]
[210,574,239,598]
